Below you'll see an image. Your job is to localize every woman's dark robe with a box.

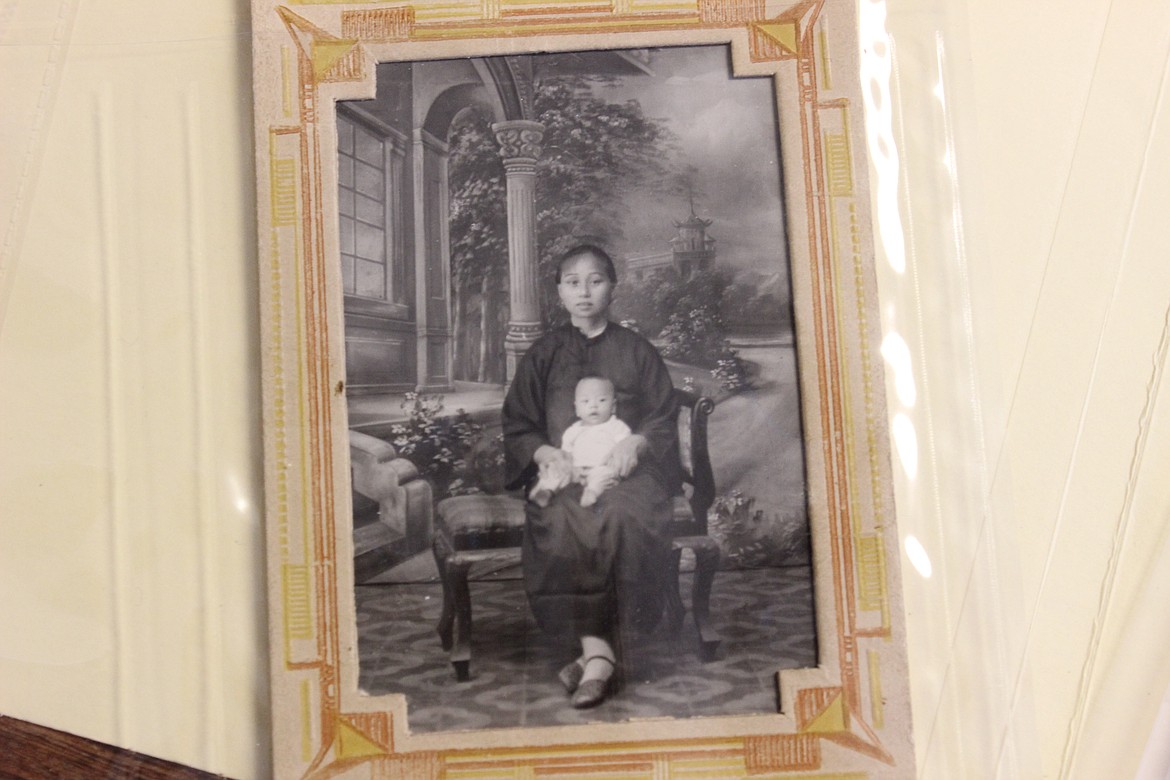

[502,322,682,641]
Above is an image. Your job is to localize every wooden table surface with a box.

[0,717,225,780]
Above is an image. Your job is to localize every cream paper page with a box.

[2,0,1168,778]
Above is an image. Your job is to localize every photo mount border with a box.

[252,0,913,776]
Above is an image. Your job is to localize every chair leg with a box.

[665,547,686,634]
[448,558,473,681]
[691,542,721,661]
[433,539,454,652]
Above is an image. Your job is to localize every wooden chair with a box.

[664,390,721,660]
[432,389,720,681]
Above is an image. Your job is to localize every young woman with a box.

[501,244,682,708]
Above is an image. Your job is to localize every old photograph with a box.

[338,44,817,733]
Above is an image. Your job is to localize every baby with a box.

[530,375,631,508]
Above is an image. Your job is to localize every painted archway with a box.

[339,56,532,394]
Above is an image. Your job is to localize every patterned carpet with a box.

[355,565,817,733]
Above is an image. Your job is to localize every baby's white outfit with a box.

[561,416,631,471]
[529,416,631,507]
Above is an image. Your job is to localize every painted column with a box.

[411,129,430,389]
[492,119,545,383]
[412,127,454,392]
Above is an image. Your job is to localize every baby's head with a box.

[574,376,617,426]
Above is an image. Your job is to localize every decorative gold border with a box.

[252,0,912,776]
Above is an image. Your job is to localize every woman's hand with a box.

[534,445,573,490]
[604,434,648,479]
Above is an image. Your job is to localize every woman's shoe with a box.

[558,658,585,693]
[570,656,616,709]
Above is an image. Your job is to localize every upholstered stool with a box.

[432,494,526,681]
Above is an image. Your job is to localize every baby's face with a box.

[574,379,616,425]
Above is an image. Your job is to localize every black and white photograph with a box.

[337,44,817,733]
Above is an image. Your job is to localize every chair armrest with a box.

[350,430,421,483]
[350,429,401,465]
[348,430,433,551]
[672,391,716,531]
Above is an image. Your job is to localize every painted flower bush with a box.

[389,391,498,499]
[658,304,749,392]
[708,490,810,569]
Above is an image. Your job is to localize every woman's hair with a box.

[555,244,618,284]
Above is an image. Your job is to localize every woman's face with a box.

[557,253,614,322]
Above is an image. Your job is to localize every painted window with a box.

[338,113,402,302]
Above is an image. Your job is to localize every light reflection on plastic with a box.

[859,0,905,274]
[904,534,933,578]
[880,332,916,407]
[892,412,918,479]
[227,472,251,514]
[934,34,970,265]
